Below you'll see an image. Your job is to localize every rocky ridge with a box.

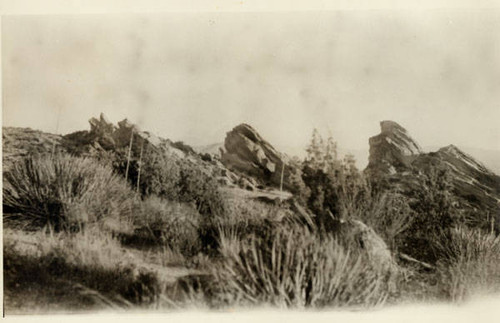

[3,114,297,199]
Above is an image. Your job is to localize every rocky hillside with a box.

[3,114,298,202]
[366,120,500,230]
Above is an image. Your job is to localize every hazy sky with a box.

[3,10,500,157]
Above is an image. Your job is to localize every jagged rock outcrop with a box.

[62,113,166,158]
[89,113,116,135]
[220,124,303,191]
[366,121,422,176]
[366,120,500,231]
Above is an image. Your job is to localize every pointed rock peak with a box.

[377,120,422,155]
[380,120,409,135]
[221,123,297,189]
[89,112,116,134]
[233,123,254,131]
[438,144,460,154]
[366,120,422,175]
[99,112,112,125]
[117,118,141,132]
[230,123,263,143]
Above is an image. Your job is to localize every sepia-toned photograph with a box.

[2,1,500,319]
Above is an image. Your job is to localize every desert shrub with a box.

[132,146,224,218]
[301,166,341,229]
[137,148,182,199]
[176,163,225,217]
[3,154,135,231]
[435,226,500,302]
[301,129,342,225]
[403,168,458,264]
[125,196,202,256]
[301,130,372,232]
[206,226,395,308]
[285,158,311,205]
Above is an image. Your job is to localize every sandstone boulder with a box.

[338,219,395,270]
[221,124,301,190]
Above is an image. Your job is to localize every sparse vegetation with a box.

[3,122,500,313]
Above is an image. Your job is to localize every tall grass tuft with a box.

[435,226,500,302]
[209,226,395,309]
[3,154,136,231]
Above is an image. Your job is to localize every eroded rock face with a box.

[221,124,282,182]
[220,124,301,190]
[366,121,422,176]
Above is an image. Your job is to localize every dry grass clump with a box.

[206,226,396,309]
[435,226,500,302]
[353,191,414,252]
[3,154,135,231]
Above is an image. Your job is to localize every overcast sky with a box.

[3,10,500,157]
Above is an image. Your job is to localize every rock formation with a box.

[366,120,500,231]
[366,120,422,176]
[62,113,167,158]
[338,219,395,270]
[220,124,303,191]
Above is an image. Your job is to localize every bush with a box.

[3,154,136,231]
[403,168,458,264]
[126,196,202,256]
[137,148,181,199]
[177,163,225,217]
[207,226,395,308]
[134,147,225,218]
